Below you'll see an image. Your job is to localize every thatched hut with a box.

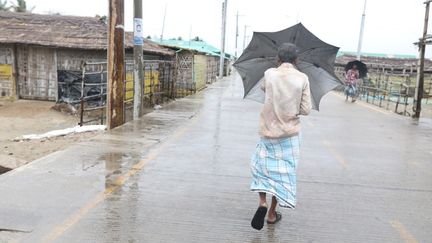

[0,11,174,101]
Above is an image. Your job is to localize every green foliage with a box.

[0,0,11,11]
[192,36,203,41]
[95,15,107,24]
[12,0,34,13]
[47,10,61,15]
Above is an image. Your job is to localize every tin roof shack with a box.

[167,40,233,78]
[0,11,174,102]
[155,39,231,97]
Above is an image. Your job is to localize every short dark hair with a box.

[277,43,299,64]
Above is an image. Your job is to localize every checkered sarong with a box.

[250,136,300,208]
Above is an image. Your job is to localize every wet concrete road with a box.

[1,75,431,243]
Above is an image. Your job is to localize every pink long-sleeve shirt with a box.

[345,69,359,85]
[259,63,312,138]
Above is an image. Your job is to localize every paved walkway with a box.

[1,75,431,243]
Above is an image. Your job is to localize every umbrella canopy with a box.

[233,23,343,110]
[345,60,368,78]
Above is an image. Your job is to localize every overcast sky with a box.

[25,0,431,57]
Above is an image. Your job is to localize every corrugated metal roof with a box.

[335,51,432,68]
[0,11,174,56]
[154,39,231,58]
[337,51,416,59]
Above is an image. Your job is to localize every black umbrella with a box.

[233,23,343,110]
[345,60,368,78]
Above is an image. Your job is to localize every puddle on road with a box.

[100,153,133,172]
[98,152,142,189]
[410,117,432,128]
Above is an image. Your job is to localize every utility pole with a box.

[242,25,249,51]
[234,11,244,59]
[219,0,228,78]
[160,3,167,42]
[189,25,192,46]
[414,0,431,119]
[107,0,125,129]
[235,11,239,58]
[133,0,143,119]
[356,0,367,60]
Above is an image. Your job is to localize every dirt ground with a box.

[0,99,101,171]
[1,94,429,173]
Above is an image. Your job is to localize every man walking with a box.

[250,43,311,230]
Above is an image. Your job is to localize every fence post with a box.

[79,61,87,127]
[413,0,431,118]
[100,63,105,124]
[387,82,392,110]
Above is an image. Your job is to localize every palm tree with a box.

[0,0,11,11]
[12,0,34,13]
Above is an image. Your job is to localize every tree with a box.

[95,15,107,24]
[12,0,34,13]
[177,36,183,41]
[0,0,11,11]
[146,35,152,40]
[47,10,61,15]
[192,36,203,41]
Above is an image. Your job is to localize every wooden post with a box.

[13,45,18,100]
[79,62,86,126]
[414,0,431,119]
[171,59,176,99]
[107,0,125,129]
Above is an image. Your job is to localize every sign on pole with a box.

[134,18,143,45]
[133,0,144,119]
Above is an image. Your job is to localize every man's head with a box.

[277,43,299,64]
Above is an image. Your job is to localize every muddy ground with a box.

[1,95,430,174]
[0,100,101,171]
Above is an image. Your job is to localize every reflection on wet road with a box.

[0,75,431,243]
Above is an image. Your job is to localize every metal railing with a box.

[335,65,432,117]
[78,61,106,126]
[78,60,176,125]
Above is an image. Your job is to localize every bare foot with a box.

[267,211,282,224]
[267,211,277,222]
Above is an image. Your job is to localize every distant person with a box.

[345,64,360,102]
[250,43,311,230]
